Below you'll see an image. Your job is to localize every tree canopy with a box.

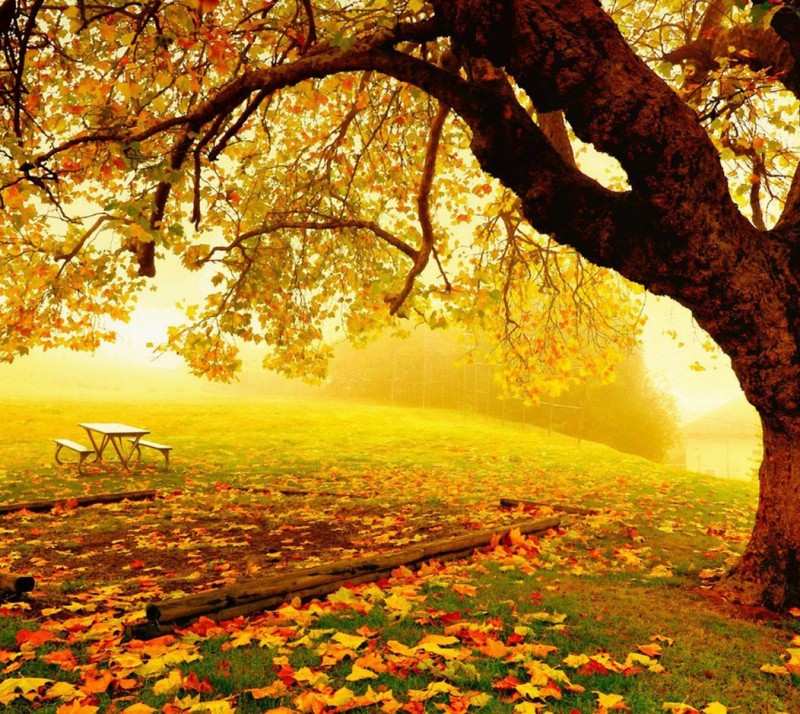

[5,0,800,608]
[0,0,641,400]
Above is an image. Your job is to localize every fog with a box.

[0,285,744,425]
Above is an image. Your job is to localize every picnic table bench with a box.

[129,438,172,470]
[53,438,94,474]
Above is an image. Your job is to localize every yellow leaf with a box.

[529,611,567,624]
[384,593,411,612]
[45,681,80,702]
[329,686,356,707]
[188,700,236,713]
[469,693,492,707]
[121,704,156,714]
[702,703,728,714]
[152,669,183,696]
[407,681,458,701]
[515,683,544,700]
[513,703,544,714]
[328,587,361,604]
[594,691,629,710]
[293,667,329,687]
[563,653,590,668]
[760,663,789,676]
[332,632,367,650]
[346,664,379,681]
[0,677,51,696]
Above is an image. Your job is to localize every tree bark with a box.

[719,422,800,609]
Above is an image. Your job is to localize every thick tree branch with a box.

[430,1,760,285]
[388,102,449,316]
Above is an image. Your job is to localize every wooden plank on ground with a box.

[144,515,561,628]
[0,490,158,515]
[499,497,600,516]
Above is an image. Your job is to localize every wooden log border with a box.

[143,515,561,629]
[0,571,35,594]
[0,490,158,515]
[499,497,600,516]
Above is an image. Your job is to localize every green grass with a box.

[0,395,793,713]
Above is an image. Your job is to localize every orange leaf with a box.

[16,629,56,648]
[80,670,114,695]
[120,705,156,714]
[43,649,78,671]
[56,702,99,714]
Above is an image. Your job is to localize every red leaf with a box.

[493,675,522,691]
[440,611,463,625]
[578,659,611,676]
[183,671,214,693]
[276,664,296,686]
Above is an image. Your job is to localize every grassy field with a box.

[0,395,796,713]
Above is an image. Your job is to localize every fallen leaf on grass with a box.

[248,680,288,699]
[0,676,52,705]
[594,691,630,711]
[121,704,157,714]
[332,631,367,650]
[760,663,789,676]
[187,699,236,713]
[56,702,100,714]
[702,703,728,714]
[346,664,379,681]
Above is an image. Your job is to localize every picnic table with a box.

[78,422,149,470]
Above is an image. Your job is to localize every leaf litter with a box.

[0,455,795,712]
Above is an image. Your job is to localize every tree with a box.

[1,0,800,608]
[569,351,679,463]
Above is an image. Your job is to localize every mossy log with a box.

[146,515,561,626]
[0,490,157,515]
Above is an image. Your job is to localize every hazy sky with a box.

[638,296,743,421]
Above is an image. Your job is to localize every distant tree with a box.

[544,352,680,462]
[327,334,679,462]
[3,1,800,608]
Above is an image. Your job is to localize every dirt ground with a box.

[0,483,543,619]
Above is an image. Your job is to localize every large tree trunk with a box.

[720,420,800,609]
